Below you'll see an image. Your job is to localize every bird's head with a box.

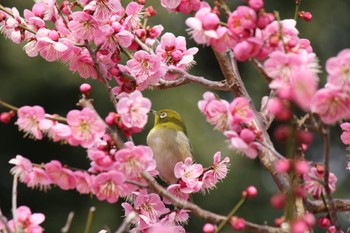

[151,109,188,135]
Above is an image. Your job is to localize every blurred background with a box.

[0,0,350,232]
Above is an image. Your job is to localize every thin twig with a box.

[0,209,11,233]
[84,207,96,233]
[321,125,341,229]
[61,211,74,233]
[12,174,19,233]
[115,211,137,233]
[307,199,350,214]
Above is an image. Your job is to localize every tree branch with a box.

[212,49,290,192]
[142,172,286,233]
[307,199,350,214]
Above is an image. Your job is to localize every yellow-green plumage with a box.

[147,109,192,184]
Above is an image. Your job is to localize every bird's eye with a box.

[160,112,167,118]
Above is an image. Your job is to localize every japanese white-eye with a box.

[147,109,192,184]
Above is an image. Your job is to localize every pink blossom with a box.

[88,146,115,172]
[341,122,350,146]
[310,85,350,125]
[177,0,201,14]
[45,160,76,190]
[116,90,151,131]
[160,0,181,11]
[92,170,125,203]
[326,48,350,88]
[185,7,219,45]
[0,7,26,43]
[229,97,254,126]
[304,167,337,199]
[198,91,230,131]
[124,2,143,30]
[174,157,203,193]
[163,184,190,204]
[224,130,261,159]
[202,152,230,190]
[85,0,122,22]
[68,11,99,42]
[9,155,33,183]
[66,107,106,148]
[48,122,72,142]
[248,0,264,11]
[27,167,52,190]
[69,48,99,79]
[227,6,257,38]
[156,32,198,79]
[7,206,45,233]
[74,171,93,194]
[114,142,156,180]
[122,51,166,90]
[16,105,46,140]
[211,26,237,52]
[233,37,263,61]
[35,28,72,62]
[147,223,185,233]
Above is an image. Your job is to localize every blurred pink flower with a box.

[304,167,337,199]
[8,206,45,233]
[341,122,350,146]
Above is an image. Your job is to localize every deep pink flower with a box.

[174,157,203,193]
[122,51,166,90]
[198,92,230,131]
[68,11,99,42]
[227,6,256,38]
[340,122,350,146]
[229,97,254,126]
[27,167,52,190]
[116,90,151,131]
[92,170,125,203]
[7,206,45,233]
[45,160,76,190]
[74,171,93,194]
[326,48,350,88]
[66,107,106,148]
[114,142,156,180]
[9,155,33,183]
[224,130,261,159]
[16,105,46,140]
[185,7,219,45]
[304,167,337,199]
[310,85,350,125]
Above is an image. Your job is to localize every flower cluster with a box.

[15,105,105,148]
[311,49,350,124]
[198,92,261,159]
[0,206,45,233]
[0,1,198,91]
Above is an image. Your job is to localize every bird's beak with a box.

[150,109,157,115]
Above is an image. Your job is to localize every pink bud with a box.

[297,130,313,145]
[230,217,245,231]
[248,0,264,11]
[110,67,120,77]
[273,125,290,142]
[0,112,12,123]
[48,30,60,41]
[80,83,92,96]
[274,216,285,227]
[171,50,183,61]
[270,193,286,209]
[294,160,310,176]
[275,159,291,173]
[202,13,220,30]
[291,219,308,233]
[318,217,331,228]
[145,6,157,17]
[202,223,215,233]
[240,128,256,143]
[245,186,258,198]
[32,3,46,18]
[303,213,315,227]
[328,226,337,233]
[105,112,118,125]
[299,11,312,22]
[267,98,291,121]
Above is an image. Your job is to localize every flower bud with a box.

[202,223,215,233]
[270,193,286,209]
[230,216,245,231]
[318,216,331,228]
[80,83,92,96]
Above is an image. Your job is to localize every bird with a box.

[147,109,193,184]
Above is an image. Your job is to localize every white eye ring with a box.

[160,112,167,118]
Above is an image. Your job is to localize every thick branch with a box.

[307,199,350,214]
[212,49,289,192]
[142,172,286,233]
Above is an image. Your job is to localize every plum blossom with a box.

[92,170,126,203]
[85,0,122,22]
[310,85,350,125]
[0,7,27,43]
[304,166,337,199]
[202,152,230,190]
[74,171,93,194]
[340,122,350,146]
[26,167,52,190]
[229,97,254,126]
[122,193,170,230]
[69,48,99,79]
[326,48,350,88]
[224,129,261,159]
[68,11,100,42]
[16,105,46,140]
[185,7,219,45]
[9,155,33,183]
[116,90,151,131]
[121,51,167,90]
[227,6,257,38]
[174,157,203,193]
[7,206,45,233]
[44,160,76,190]
[66,107,106,148]
[156,32,198,80]
[198,91,230,131]
[114,142,157,180]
